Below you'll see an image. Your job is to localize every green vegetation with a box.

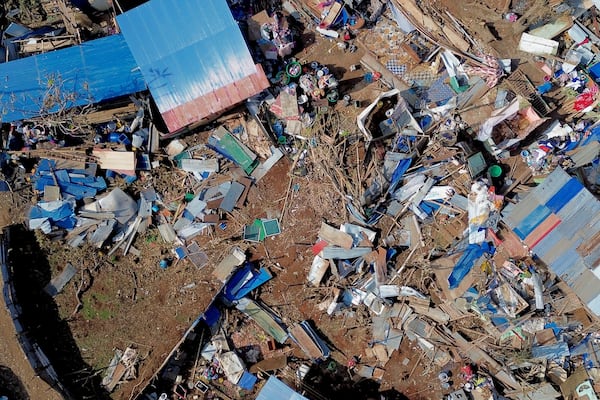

[82,293,113,320]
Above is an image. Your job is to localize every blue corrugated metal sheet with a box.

[558,204,597,239]
[529,166,571,204]
[502,198,540,229]
[0,34,145,122]
[117,0,269,132]
[557,189,595,221]
[256,376,308,400]
[504,167,600,316]
[546,178,583,213]
[550,249,584,285]
[514,204,552,239]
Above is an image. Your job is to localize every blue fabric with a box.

[448,243,492,289]
[202,304,221,327]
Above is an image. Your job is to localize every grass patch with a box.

[81,293,113,320]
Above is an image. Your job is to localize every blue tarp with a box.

[0,34,145,122]
[256,376,308,400]
[448,242,492,289]
[202,304,221,327]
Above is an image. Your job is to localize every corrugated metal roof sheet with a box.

[523,213,560,249]
[256,376,308,400]
[533,228,562,260]
[546,178,583,213]
[514,204,552,239]
[587,293,600,316]
[529,166,571,204]
[572,269,599,304]
[0,34,145,122]
[117,0,269,133]
[504,167,600,316]
[502,197,540,229]
[556,188,594,221]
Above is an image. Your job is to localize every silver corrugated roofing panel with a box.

[542,236,576,266]
[549,248,584,285]
[557,189,594,222]
[556,220,585,249]
[587,294,600,316]
[504,198,542,229]
[529,167,571,204]
[571,268,600,304]
[533,228,563,260]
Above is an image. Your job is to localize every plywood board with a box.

[92,149,136,174]
[318,222,354,249]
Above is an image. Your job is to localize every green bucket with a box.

[488,165,503,178]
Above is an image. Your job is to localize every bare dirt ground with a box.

[0,282,62,400]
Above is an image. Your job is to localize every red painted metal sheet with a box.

[161,64,269,132]
[524,213,561,249]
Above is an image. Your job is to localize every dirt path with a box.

[0,290,63,400]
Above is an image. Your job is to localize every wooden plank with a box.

[318,222,354,249]
[92,149,136,173]
[321,1,342,28]
[20,37,75,53]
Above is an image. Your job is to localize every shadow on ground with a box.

[9,225,111,400]
[0,365,29,400]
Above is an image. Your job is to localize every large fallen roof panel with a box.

[504,167,600,316]
[117,0,270,133]
[0,34,145,123]
[256,376,308,400]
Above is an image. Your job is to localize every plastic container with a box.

[286,61,302,78]
[488,165,503,178]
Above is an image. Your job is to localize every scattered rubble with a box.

[2,0,600,400]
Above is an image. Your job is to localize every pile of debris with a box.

[5,0,600,400]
